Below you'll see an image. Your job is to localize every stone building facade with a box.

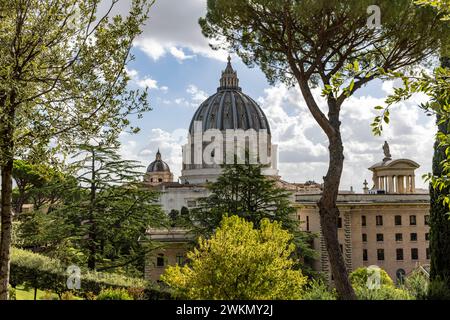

[296,192,429,283]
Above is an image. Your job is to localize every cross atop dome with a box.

[156,148,161,161]
[218,55,241,91]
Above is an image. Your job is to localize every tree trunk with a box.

[318,133,356,300]
[429,56,450,298]
[295,78,356,299]
[0,90,15,300]
[0,159,13,300]
[87,149,96,270]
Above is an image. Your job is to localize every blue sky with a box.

[117,0,436,192]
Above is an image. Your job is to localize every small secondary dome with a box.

[147,149,171,173]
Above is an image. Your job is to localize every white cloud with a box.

[133,38,166,61]
[258,84,435,192]
[169,47,195,62]
[127,68,168,92]
[131,0,228,61]
[137,77,158,90]
[187,84,208,104]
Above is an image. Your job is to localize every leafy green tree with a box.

[161,215,307,300]
[189,163,316,268]
[0,0,153,299]
[60,143,167,272]
[199,0,445,299]
[429,58,450,298]
[12,160,47,213]
[12,159,77,213]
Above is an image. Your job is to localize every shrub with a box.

[96,288,133,300]
[10,247,147,298]
[427,278,450,300]
[355,285,414,300]
[8,285,16,300]
[127,287,146,300]
[161,216,307,299]
[350,267,394,288]
[61,291,76,300]
[144,282,174,300]
[403,269,429,300]
[41,291,58,300]
[350,267,413,300]
[302,280,337,300]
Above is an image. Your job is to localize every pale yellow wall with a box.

[297,202,429,282]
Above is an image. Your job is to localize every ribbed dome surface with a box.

[146,150,170,172]
[188,56,270,135]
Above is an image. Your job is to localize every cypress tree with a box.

[429,56,450,299]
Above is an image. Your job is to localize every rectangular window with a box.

[376,233,384,242]
[176,254,184,265]
[156,254,165,267]
[426,248,430,260]
[306,216,310,231]
[340,244,343,252]
[411,248,419,260]
[338,217,342,229]
[410,215,417,226]
[395,215,402,226]
[376,215,383,226]
[425,233,430,241]
[396,248,404,260]
[395,233,403,242]
[363,249,368,261]
[410,233,417,241]
[361,215,366,227]
[377,249,385,261]
[425,215,430,225]
[362,233,367,242]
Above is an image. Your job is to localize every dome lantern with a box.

[218,55,241,91]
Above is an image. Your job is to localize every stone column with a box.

[411,175,415,193]
[401,176,405,193]
[395,176,399,193]
[389,175,394,193]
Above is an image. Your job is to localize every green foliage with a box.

[349,267,394,288]
[188,163,316,270]
[0,0,155,298]
[17,143,168,275]
[416,0,450,20]
[403,269,429,300]
[161,216,307,300]
[349,267,413,300]
[9,248,147,298]
[428,277,450,299]
[8,285,16,300]
[301,280,337,300]
[144,282,175,300]
[96,288,133,300]
[354,285,414,300]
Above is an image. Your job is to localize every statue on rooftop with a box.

[383,141,392,161]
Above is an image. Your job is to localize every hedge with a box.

[10,248,148,298]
